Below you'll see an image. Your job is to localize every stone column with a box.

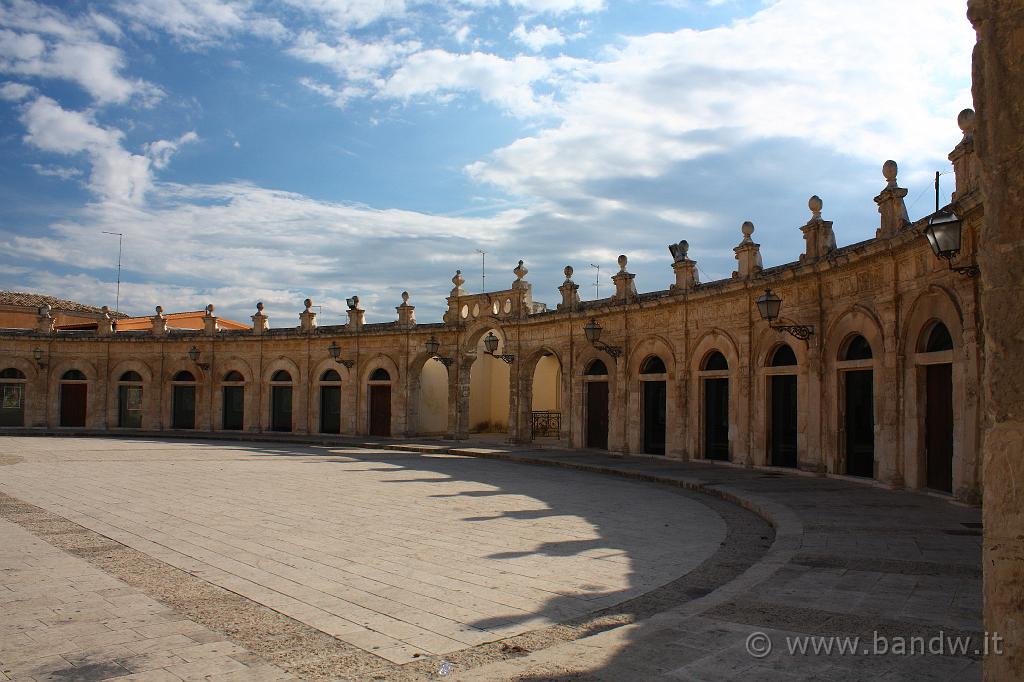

[874,161,910,238]
[969,2,1024,678]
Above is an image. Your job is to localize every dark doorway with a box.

[369,384,391,436]
[704,378,729,460]
[586,381,609,449]
[925,363,954,492]
[770,375,798,467]
[222,386,244,430]
[60,381,87,427]
[0,368,26,427]
[844,370,874,477]
[320,386,341,434]
[642,380,666,455]
[172,385,196,429]
[271,386,293,432]
[118,386,143,428]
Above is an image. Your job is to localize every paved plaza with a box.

[0,436,984,681]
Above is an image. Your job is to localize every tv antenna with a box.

[475,248,486,292]
[590,263,600,299]
[101,231,124,313]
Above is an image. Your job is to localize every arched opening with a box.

[701,351,729,461]
[117,370,143,429]
[319,369,342,434]
[530,353,561,440]
[768,344,798,467]
[840,335,874,478]
[416,360,448,436]
[0,367,27,427]
[270,370,293,432]
[59,369,87,427]
[584,359,609,450]
[222,370,245,431]
[640,355,667,455]
[171,370,197,430]
[468,329,510,437]
[919,321,954,492]
[367,367,392,436]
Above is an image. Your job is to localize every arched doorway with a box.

[921,322,954,492]
[59,369,87,427]
[768,344,798,467]
[222,370,245,431]
[270,370,293,432]
[841,335,874,477]
[368,368,391,436]
[640,355,667,455]
[530,353,561,440]
[468,328,510,436]
[0,367,27,427]
[416,360,448,436]
[584,359,609,449]
[319,369,342,434]
[117,371,143,429]
[171,371,196,430]
[700,351,729,461]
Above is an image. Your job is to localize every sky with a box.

[0,0,975,325]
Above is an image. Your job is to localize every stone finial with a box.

[151,305,167,336]
[558,264,580,311]
[203,303,218,336]
[97,305,115,336]
[513,260,528,281]
[347,296,365,331]
[299,297,317,333]
[396,290,416,327]
[950,108,980,200]
[800,195,836,261]
[36,304,54,334]
[450,269,465,297]
[251,301,268,336]
[612,254,636,302]
[958,108,976,143]
[205,303,215,315]
[668,240,689,262]
[875,160,910,238]
[733,221,763,279]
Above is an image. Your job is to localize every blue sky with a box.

[0,0,974,325]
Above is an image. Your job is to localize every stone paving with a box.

[0,435,984,681]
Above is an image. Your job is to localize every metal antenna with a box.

[101,231,124,313]
[475,248,486,293]
[590,263,600,299]
[934,171,940,213]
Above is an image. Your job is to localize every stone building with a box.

[0,114,985,503]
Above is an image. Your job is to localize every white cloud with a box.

[511,23,565,52]
[282,0,407,29]
[112,0,287,48]
[29,163,83,180]
[145,131,199,169]
[288,31,420,83]
[0,79,32,100]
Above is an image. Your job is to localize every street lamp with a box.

[32,347,46,369]
[482,331,515,364]
[327,341,354,369]
[424,335,453,368]
[755,289,814,342]
[186,345,210,370]
[582,318,623,359]
[924,209,979,277]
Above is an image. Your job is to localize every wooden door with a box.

[704,378,729,461]
[222,386,244,430]
[60,383,87,427]
[585,381,608,450]
[0,384,25,427]
[925,363,953,492]
[118,385,143,428]
[320,386,341,434]
[369,385,391,436]
[770,375,798,467]
[271,386,292,432]
[844,370,874,477]
[172,385,196,430]
[642,380,666,455]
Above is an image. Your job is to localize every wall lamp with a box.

[424,335,454,368]
[32,347,46,369]
[756,289,815,342]
[924,209,980,277]
[582,318,623,360]
[186,345,210,370]
[327,341,355,369]
[482,331,515,364]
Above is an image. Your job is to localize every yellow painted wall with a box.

[531,355,561,411]
[417,360,448,433]
[469,331,510,431]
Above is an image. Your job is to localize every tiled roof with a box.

[0,291,129,318]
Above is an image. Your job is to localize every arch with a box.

[640,355,667,374]
[213,357,255,434]
[173,370,196,382]
[361,353,402,437]
[516,346,566,442]
[119,370,143,382]
[689,327,743,463]
[224,370,245,382]
[369,368,390,382]
[922,322,953,353]
[770,345,798,367]
[585,359,608,376]
[406,347,450,438]
[466,327,511,436]
[843,335,873,361]
[320,369,342,382]
[901,284,964,355]
[0,364,28,428]
[271,369,292,382]
[627,335,677,457]
[627,334,677,377]
[702,351,728,371]
[62,369,87,381]
[1,367,26,379]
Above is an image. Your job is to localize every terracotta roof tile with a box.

[0,291,129,318]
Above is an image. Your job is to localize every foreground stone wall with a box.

[0,126,986,503]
